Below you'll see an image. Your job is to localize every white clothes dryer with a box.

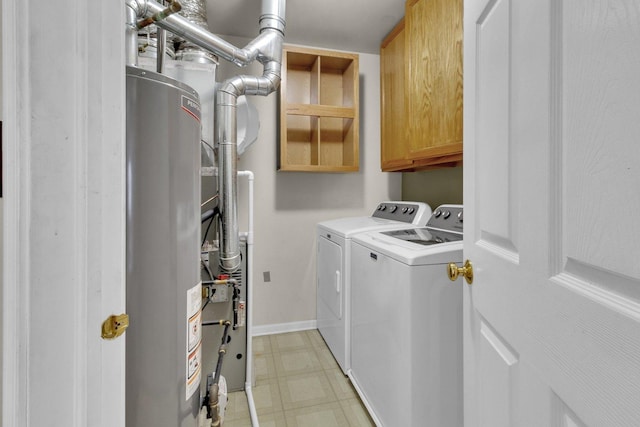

[349,205,464,427]
[316,202,431,374]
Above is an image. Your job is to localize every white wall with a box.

[402,166,463,209]
[217,37,401,327]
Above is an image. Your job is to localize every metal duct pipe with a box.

[128,0,285,272]
[260,0,287,36]
[136,0,182,29]
[127,0,279,67]
[217,0,285,272]
[125,3,139,66]
[178,0,207,28]
[217,69,281,272]
[174,0,217,63]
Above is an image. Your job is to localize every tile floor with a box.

[223,329,375,427]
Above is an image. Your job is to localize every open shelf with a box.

[279,46,359,172]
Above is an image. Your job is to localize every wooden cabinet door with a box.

[406,0,463,165]
[380,19,413,171]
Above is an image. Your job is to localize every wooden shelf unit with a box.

[279,46,359,172]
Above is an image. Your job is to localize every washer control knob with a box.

[434,209,442,218]
[389,205,398,213]
[402,207,409,214]
[457,211,464,222]
[379,204,386,211]
[408,207,415,214]
[443,210,451,219]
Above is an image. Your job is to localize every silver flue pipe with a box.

[128,0,276,67]
[125,3,139,66]
[128,0,286,272]
[217,1,285,272]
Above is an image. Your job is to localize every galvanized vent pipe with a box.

[217,9,284,272]
[129,0,286,68]
[174,0,217,64]
[125,3,139,66]
[127,0,286,272]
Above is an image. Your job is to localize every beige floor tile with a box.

[252,377,284,416]
[224,410,287,427]
[253,335,273,355]
[305,329,327,348]
[254,353,277,384]
[278,371,337,410]
[270,331,312,353]
[223,417,252,427]
[233,331,373,426]
[255,411,287,427]
[273,347,323,377]
[284,402,350,427]
[224,390,250,421]
[314,344,341,371]
[324,368,358,401]
[339,398,376,426]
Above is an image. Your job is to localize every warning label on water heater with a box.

[186,282,203,401]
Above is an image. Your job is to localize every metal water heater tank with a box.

[126,66,202,427]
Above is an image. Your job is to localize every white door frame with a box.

[2,0,126,425]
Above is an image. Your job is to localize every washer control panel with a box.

[372,202,424,224]
[427,204,463,233]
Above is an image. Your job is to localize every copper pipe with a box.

[136,1,182,30]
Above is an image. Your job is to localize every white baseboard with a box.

[252,320,317,337]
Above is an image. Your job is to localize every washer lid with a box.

[380,227,463,246]
[353,228,463,265]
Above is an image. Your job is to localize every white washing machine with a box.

[316,202,431,374]
[349,205,464,427]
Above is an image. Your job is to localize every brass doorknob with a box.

[447,259,473,285]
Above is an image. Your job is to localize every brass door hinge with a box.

[101,313,130,340]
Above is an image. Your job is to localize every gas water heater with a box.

[124,0,286,425]
[126,66,203,426]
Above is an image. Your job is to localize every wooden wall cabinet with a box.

[278,46,359,172]
[380,0,463,171]
[380,18,414,171]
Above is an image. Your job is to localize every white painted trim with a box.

[2,0,31,424]
[251,320,317,337]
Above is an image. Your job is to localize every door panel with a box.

[560,0,640,283]
[551,393,587,427]
[551,0,640,304]
[475,0,519,260]
[464,0,640,426]
[477,320,518,427]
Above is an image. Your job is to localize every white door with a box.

[462,0,640,426]
[3,0,126,425]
